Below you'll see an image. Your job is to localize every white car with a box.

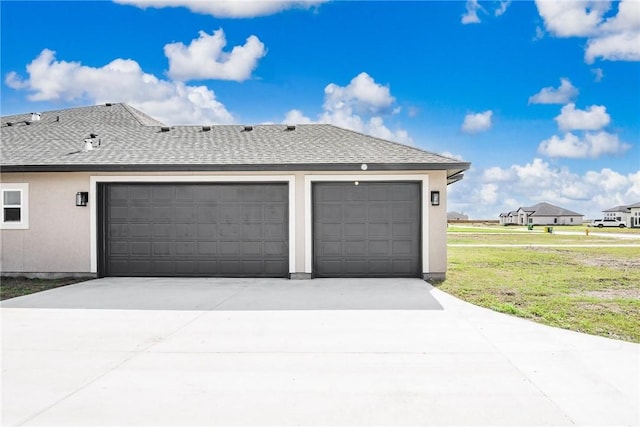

[591,219,626,228]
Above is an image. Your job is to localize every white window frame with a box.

[0,183,29,230]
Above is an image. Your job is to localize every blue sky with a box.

[2,0,639,219]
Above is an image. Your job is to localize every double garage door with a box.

[98,182,421,278]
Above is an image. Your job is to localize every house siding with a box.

[1,169,449,279]
[530,216,582,225]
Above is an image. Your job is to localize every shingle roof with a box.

[603,205,632,213]
[524,202,583,217]
[1,103,469,181]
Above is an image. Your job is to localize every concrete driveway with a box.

[2,278,638,426]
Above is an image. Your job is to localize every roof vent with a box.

[83,139,93,151]
[243,125,253,132]
[7,122,13,127]
[160,126,171,132]
[90,133,99,139]
[105,103,113,107]
[30,113,41,122]
[202,126,211,131]
[285,125,296,131]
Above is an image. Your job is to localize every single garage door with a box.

[99,183,289,277]
[313,182,421,278]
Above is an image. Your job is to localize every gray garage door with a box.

[99,183,288,277]
[313,182,421,278]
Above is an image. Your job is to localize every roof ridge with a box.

[121,103,167,127]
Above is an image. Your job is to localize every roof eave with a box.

[1,162,472,174]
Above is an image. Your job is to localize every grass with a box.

[0,277,89,301]
[441,233,640,342]
[448,232,640,245]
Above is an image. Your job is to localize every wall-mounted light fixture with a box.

[76,192,88,207]
[430,191,440,206]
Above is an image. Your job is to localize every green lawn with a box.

[441,232,640,342]
[0,277,89,301]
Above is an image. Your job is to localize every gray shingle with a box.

[1,103,470,179]
[526,202,583,217]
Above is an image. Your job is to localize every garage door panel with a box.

[368,205,390,221]
[368,259,390,274]
[101,183,288,277]
[130,187,151,201]
[368,240,389,255]
[345,241,366,255]
[198,242,217,255]
[109,242,128,256]
[313,182,420,278]
[242,224,263,239]
[392,259,414,275]
[218,223,240,238]
[152,187,173,202]
[108,207,128,221]
[264,223,286,239]
[175,224,196,239]
[131,242,151,256]
[152,242,172,256]
[265,241,286,256]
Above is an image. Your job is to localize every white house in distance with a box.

[630,202,640,228]
[499,202,583,226]
[603,202,640,228]
[0,103,470,281]
[447,211,469,221]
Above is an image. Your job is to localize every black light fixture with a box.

[430,191,440,206]
[76,192,89,207]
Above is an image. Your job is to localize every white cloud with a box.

[461,110,493,134]
[323,72,395,115]
[482,166,514,182]
[283,109,313,124]
[535,0,640,64]
[480,183,499,204]
[450,158,640,219]
[538,131,630,158]
[495,0,511,16]
[165,29,265,82]
[585,30,640,63]
[591,67,604,82]
[440,151,465,161]
[282,72,411,145]
[528,78,579,104]
[535,0,610,37]
[554,103,610,131]
[5,49,233,125]
[461,0,482,24]
[114,0,328,18]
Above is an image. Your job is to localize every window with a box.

[1,183,29,229]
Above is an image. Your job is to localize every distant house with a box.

[498,211,518,225]
[629,202,640,228]
[603,202,640,228]
[447,211,469,221]
[499,202,583,226]
[603,205,631,223]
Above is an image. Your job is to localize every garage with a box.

[98,183,289,277]
[313,182,421,278]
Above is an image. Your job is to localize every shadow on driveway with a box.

[0,277,443,311]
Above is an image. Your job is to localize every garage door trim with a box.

[304,174,429,274]
[89,175,296,275]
